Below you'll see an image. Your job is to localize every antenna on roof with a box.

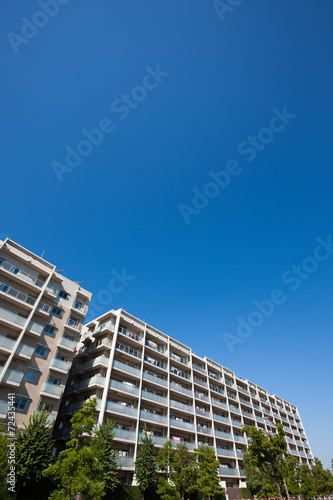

[41,251,45,258]
[75,281,83,284]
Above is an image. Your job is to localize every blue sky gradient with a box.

[1,0,332,468]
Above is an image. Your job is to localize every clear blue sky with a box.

[1,0,332,468]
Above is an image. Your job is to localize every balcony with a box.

[208,371,221,382]
[229,406,241,415]
[0,306,27,329]
[256,416,264,423]
[1,368,24,386]
[26,320,44,337]
[117,457,134,469]
[36,302,52,315]
[0,259,44,288]
[210,384,224,396]
[58,336,76,352]
[117,342,142,359]
[196,407,211,419]
[110,379,139,396]
[50,357,71,374]
[145,434,168,447]
[141,390,167,406]
[106,401,138,418]
[114,428,137,441]
[140,410,167,425]
[65,317,82,332]
[194,391,209,403]
[41,382,63,398]
[77,355,110,373]
[0,400,9,417]
[143,371,168,387]
[72,301,88,315]
[193,377,207,388]
[170,367,190,380]
[217,448,236,458]
[170,418,195,431]
[239,397,251,407]
[92,320,115,337]
[170,399,194,413]
[225,379,235,388]
[215,430,232,440]
[211,399,228,410]
[170,382,192,396]
[170,352,189,365]
[197,425,212,435]
[232,420,242,428]
[213,414,230,425]
[219,467,239,476]
[145,355,165,369]
[237,386,250,396]
[45,285,58,297]
[145,339,166,354]
[112,359,141,377]
[16,342,34,359]
[118,326,142,343]
[237,450,244,458]
[0,334,16,352]
[192,364,206,375]
[0,281,37,307]
[79,375,106,390]
[234,435,246,443]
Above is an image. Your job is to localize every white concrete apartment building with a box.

[56,308,314,488]
[0,238,91,429]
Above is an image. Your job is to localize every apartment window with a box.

[39,402,51,412]
[44,325,56,337]
[48,377,60,386]
[14,397,28,411]
[56,354,67,362]
[35,345,47,358]
[1,283,10,292]
[0,258,5,265]
[52,306,62,317]
[24,369,39,383]
[58,291,69,300]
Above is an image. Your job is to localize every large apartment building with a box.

[0,238,91,428]
[56,308,314,489]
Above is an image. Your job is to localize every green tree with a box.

[0,422,11,500]
[156,439,179,500]
[284,455,300,497]
[242,424,288,500]
[189,445,223,500]
[242,449,277,498]
[173,443,197,500]
[134,428,156,499]
[43,398,105,500]
[94,419,119,494]
[299,464,316,500]
[312,457,333,496]
[15,407,55,492]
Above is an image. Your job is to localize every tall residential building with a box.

[57,308,314,489]
[0,238,91,429]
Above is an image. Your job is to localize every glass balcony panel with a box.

[143,371,168,387]
[170,399,194,413]
[217,448,236,457]
[113,360,141,377]
[110,379,139,396]
[141,390,167,405]
[140,410,167,424]
[42,382,63,396]
[213,414,230,425]
[170,418,195,431]
[170,382,192,396]
[106,401,138,417]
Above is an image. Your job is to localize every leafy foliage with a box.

[94,419,119,493]
[134,428,156,498]
[188,445,223,500]
[16,407,55,489]
[172,443,197,500]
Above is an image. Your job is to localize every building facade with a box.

[56,308,314,488]
[0,238,91,428]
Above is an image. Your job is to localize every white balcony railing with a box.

[51,358,71,373]
[0,259,44,287]
[58,336,76,351]
[41,382,63,397]
[0,282,36,306]
[2,368,24,385]
[0,307,26,327]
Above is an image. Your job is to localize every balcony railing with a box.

[196,407,211,418]
[237,386,250,396]
[211,398,228,410]
[106,401,138,417]
[197,425,212,435]
[72,301,88,314]
[66,317,82,331]
[41,382,63,397]
[79,375,106,390]
[170,382,192,396]
[234,435,246,443]
[58,336,76,351]
[113,359,141,377]
[117,457,134,468]
[215,429,232,440]
[16,343,34,358]
[195,391,209,402]
[27,320,44,335]
[141,390,167,405]
[170,352,189,365]
[110,379,139,396]
[193,377,207,388]
[114,428,137,441]
[192,364,206,374]
[232,420,242,428]
[145,355,165,369]
[117,342,142,359]
[118,326,142,343]
[0,259,44,287]
[0,306,26,327]
[213,414,230,425]
[37,302,51,314]
[0,334,16,350]
[170,418,195,431]
[170,399,194,413]
[0,281,37,306]
[0,400,9,416]
[145,339,166,353]
[143,371,168,387]
[140,410,167,424]
[219,467,239,476]
[1,368,24,385]
[217,447,235,457]
[51,358,71,373]
[229,406,241,415]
